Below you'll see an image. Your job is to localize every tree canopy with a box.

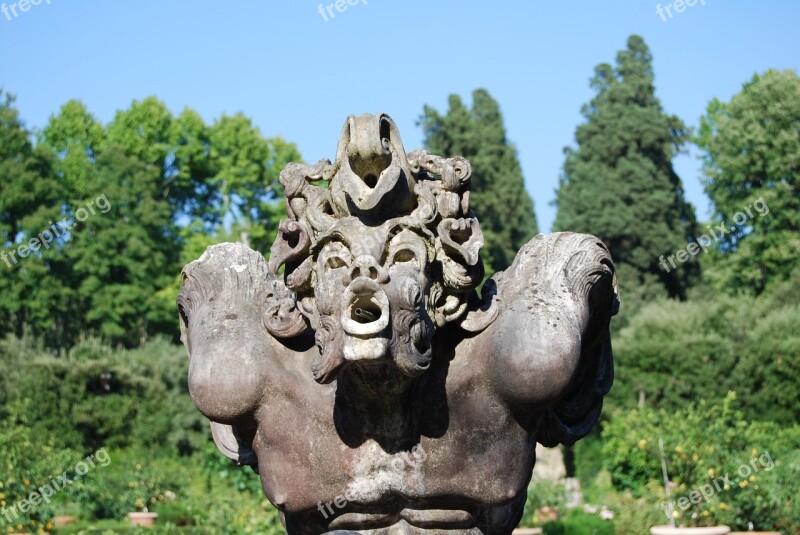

[696,69,800,294]
[0,92,301,349]
[554,35,699,304]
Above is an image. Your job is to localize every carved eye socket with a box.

[384,229,428,272]
[393,249,417,264]
[319,242,352,274]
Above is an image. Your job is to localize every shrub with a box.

[602,392,800,530]
[74,448,179,520]
[0,425,81,533]
[609,285,800,427]
[0,336,207,456]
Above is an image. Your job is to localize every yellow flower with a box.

[740,480,749,488]
[719,502,730,511]
[22,479,29,486]
[692,454,700,462]
[638,439,648,449]
[751,449,758,457]
[749,475,756,482]
[702,510,710,517]
[675,446,684,454]
[708,468,717,477]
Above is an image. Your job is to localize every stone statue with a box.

[177,113,619,534]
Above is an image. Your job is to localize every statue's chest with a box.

[252,369,535,514]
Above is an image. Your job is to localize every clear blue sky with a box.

[2,0,798,231]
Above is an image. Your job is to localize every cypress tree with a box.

[554,35,699,302]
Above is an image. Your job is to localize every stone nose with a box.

[347,255,388,284]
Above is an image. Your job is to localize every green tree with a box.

[69,147,181,346]
[41,99,108,195]
[106,97,216,225]
[37,97,303,347]
[208,114,302,253]
[0,91,76,346]
[419,88,538,274]
[107,98,302,253]
[553,35,698,304]
[696,69,800,294]
[3,93,302,349]
[41,101,182,347]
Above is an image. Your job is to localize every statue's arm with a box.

[177,242,304,424]
[480,232,619,446]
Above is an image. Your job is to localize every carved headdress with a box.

[262,114,497,381]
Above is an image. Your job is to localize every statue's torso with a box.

[252,341,536,534]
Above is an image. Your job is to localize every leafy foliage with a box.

[541,508,615,535]
[571,430,606,500]
[0,336,206,455]
[0,93,301,350]
[77,448,173,519]
[602,393,800,530]
[609,278,800,426]
[0,426,80,533]
[0,90,68,347]
[696,69,800,294]
[0,337,283,534]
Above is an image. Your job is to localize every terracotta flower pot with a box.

[650,526,730,535]
[53,515,77,527]
[128,511,159,527]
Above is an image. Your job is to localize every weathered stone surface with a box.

[177,113,619,534]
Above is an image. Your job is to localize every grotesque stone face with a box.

[264,113,488,386]
[311,219,436,383]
